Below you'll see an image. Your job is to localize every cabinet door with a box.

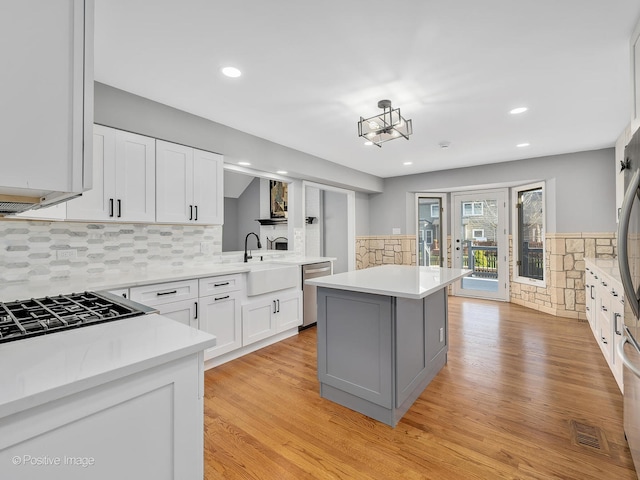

[156,140,193,223]
[193,149,224,224]
[67,124,115,221]
[611,294,624,392]
[157,299,198,329]
[114,130,156,222]
[276,290,302,332]
[200,292,242,358]
[0,0,92,194]
[242,299,277,346]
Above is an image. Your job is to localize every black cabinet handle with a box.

[109,198,114,217]
[194,301,198,319]
[215,295,230,301]
[273,300,277,314]
[117,199,122,218]
[157,290,177,296]
[277,299,280,313]
[194,205,198,221]
[214,282,230,287]
[189,205,193,221]
[601,305,608,312]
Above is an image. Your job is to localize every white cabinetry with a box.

[130,279,198,329]
[242,289,302,346]
[108,288,129,300]
[0,0,93,202]
[156,141,223,225]
[584,259,624,392]
[198,274,243,359]
[15,204,67,221]
[67,125,156,222]
[631,18,640,134]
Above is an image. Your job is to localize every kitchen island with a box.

[306,265,470,427]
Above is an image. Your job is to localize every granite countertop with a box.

[306,265,471,299]
[0,314,216,418]
[0,256,336,302]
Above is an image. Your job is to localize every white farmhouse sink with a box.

[246,262,299,296]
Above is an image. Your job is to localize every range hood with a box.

[0,191,82,216]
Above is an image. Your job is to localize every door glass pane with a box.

[417,197,442,266]
[517,187,544,280]
[460,198,499,292]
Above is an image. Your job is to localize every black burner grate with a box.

[0,292,145,344]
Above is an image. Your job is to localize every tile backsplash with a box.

[0,220,222,284]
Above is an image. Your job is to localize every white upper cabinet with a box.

[156,140,223,225]
[631,17,640,133]
[67,125,156,222]
[0,0,93,199]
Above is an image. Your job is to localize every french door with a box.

[452,189,508,301]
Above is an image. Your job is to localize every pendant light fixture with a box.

[357,99,413,147]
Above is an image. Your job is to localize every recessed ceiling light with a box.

[276,170,288,175]
[439,141,451,149]
[517,142,530,148]
[510,107,528,115]
[238,161,251,166]
[222,66,242,78]
[403,161,413,166]
[364,141,373,146]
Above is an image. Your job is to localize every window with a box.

[513,182,545,285]
[462,201,483,216]
[430,204,440,218]
[425,229,433,245]
[472,229,485,240]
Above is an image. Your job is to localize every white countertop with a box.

[585,257,621,283]
[0,314,216,418]
[0,256,336,302]
[306,265,471,299]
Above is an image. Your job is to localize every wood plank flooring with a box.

[203,297,637,479]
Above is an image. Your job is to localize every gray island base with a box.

[309,265,471,427]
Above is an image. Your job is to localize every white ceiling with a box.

[94,0,640,179]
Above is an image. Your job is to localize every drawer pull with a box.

[611,289,618,297]
[602,337,608,345]
[215,295,230,301]
[601,305,608,312]
[214,282,230,287]
[194,301,198,319]
[157,290,177,296]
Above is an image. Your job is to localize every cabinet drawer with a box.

[130,279,198,307]
[199,274,244,297]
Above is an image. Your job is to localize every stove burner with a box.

[0,292,145,344]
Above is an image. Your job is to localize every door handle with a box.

[618,168,640,318]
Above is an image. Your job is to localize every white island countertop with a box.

[0,314,216,419]
[306,265,471,299]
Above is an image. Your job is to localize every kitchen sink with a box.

[246,262,299,296]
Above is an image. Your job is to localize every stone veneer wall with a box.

[510,232,616,319]
[0,219,222,285]
[356,232,617,320]
[355,235,416,269]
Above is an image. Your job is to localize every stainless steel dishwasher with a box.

[301,261,333,329]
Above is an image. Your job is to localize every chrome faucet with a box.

[244,232,262,262]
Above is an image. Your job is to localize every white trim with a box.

[302,180,356,271]
[511,181,546,288]
[415,193,447,268]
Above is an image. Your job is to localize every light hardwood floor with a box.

[203,297,637,479]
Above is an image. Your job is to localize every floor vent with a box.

[570,420,610,455]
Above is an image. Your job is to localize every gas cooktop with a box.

[0,291,147,344]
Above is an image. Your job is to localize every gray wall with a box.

[369,149,616,235]
[94,82,383,193]
[355,191,370,236]
[237,178,261,250]
[222,197,239,251]
[324,191,349,273]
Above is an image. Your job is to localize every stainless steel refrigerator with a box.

[618,125,640,478]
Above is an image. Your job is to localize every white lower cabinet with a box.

[157,298,198,329]
[585,259,624,392]
[130,280,198,329]
[199,291,242,359]
[242,290,302,346]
